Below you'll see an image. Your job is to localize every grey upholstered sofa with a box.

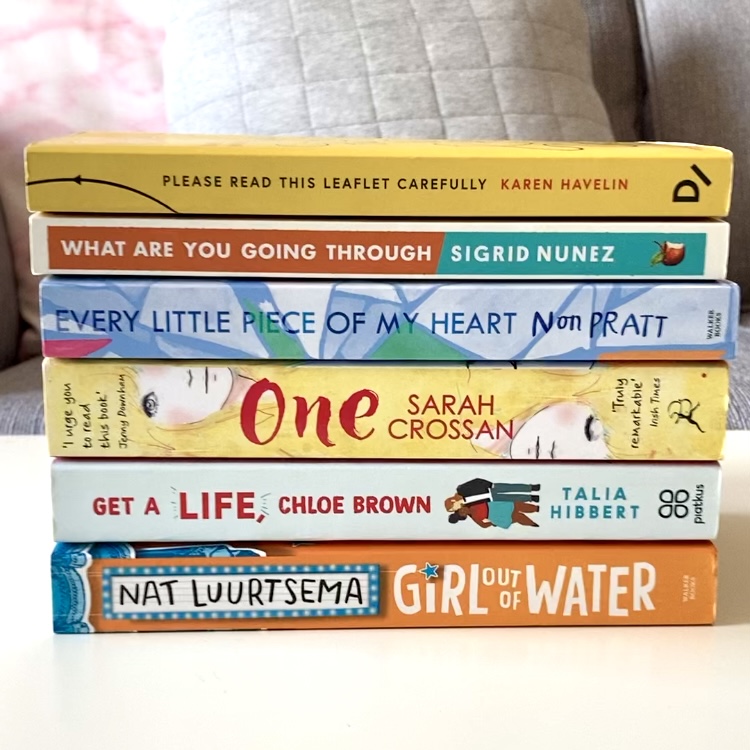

[1,0,749,433]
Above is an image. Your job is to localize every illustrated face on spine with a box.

[509,402,608,459]
[135,366,236,426]
[445,494,464,512]
[471,401,610,459]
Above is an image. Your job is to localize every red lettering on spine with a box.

[237,492,255,519]
[240,378,284,445]
[293,396,334,447]
[214,491,233,519]
[340,389,378,439]
[278,495,345,513]
[179,492,198,519]
[240,380,379,447]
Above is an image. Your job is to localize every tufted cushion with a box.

[164,0,613,141]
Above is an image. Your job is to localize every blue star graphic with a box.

[420,562,439,579]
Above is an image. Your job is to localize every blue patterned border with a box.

[102,563,380,620]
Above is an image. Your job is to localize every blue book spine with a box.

[40,278,740,361]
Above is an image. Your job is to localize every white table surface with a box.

[0,434,748,750]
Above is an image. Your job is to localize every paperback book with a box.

[51,459,721,542]
[43,359,729,460]
[30,214,730,279]
[51,540,718,633]
[25,133,733,217]
[39,278,739,361]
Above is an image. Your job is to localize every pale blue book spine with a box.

[50,460,721,544]
[40,278,740,361]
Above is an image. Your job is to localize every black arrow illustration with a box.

[26,175,178,213]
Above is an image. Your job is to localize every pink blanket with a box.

[0,0,165,358]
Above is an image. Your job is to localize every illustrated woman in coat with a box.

[445,477,541,529]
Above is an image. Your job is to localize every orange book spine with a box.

[52,541,717,632]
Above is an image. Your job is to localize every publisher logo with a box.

[667,399,705,433]
[658,488,689,519]
[672,164,712,203]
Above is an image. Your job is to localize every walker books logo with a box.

[673,165,713,203]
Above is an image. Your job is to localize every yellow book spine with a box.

[25,135,733,217]
[43,360,728,460]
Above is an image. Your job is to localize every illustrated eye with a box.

[584,414,596,441]
[141,392,158,418]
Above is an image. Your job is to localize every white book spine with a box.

[51,460,721,542]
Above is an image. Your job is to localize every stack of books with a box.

[26,134,736,632]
